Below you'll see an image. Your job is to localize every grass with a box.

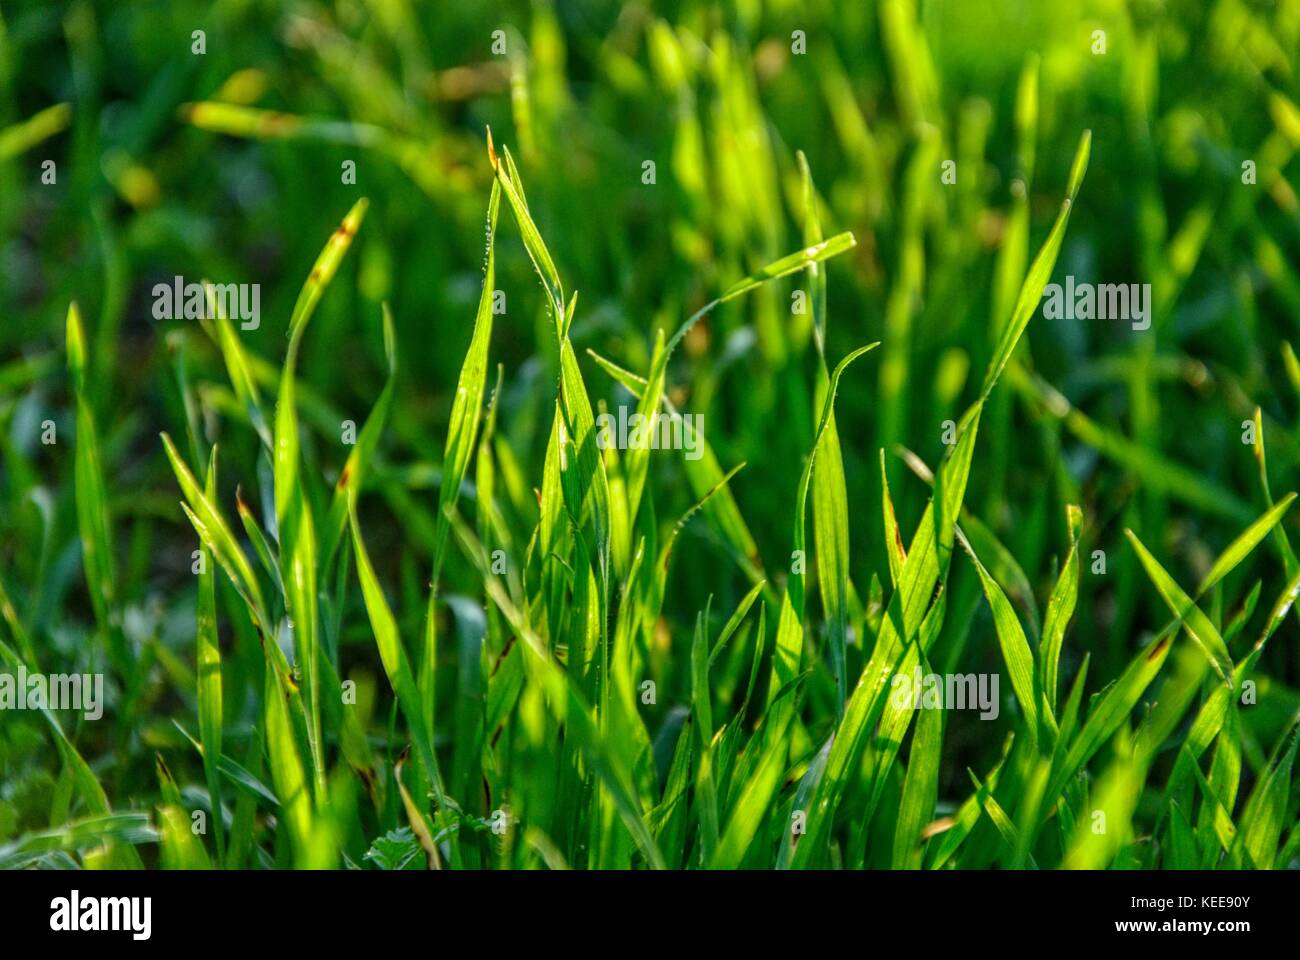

[1,0,1299,870]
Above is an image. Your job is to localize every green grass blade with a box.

[959,529,1048,748]
[262,660,314,866]
[491,136,564,330]
[1041,505,1082,712]
[881,449,906,589]
[981,129,1090,398]
[197,452,225,864]
[767,343,878,711]
[892,652,944,868]
[273,199,368,800]
[1236,719,1299,869]
[1197,492,1296,596]
[348,500,449,819]
[1048,629,1175,806]
[1126,529,1234,685]
[67,304,119,656]
[161,433,271,637]
[0,102,71,159]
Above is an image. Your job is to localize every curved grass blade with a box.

[161,433,271,635]
[274,198,369,798]
[767,343,878,714]
[490,134,564,330]
[981,129,1090,398]
[1126,529,1234,685]
[958,529,1050,748]
[1046,629,1175,808]
[348,501,450,828]
[1197,492,1296,596]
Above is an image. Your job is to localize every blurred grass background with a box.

[2,0,1300,866]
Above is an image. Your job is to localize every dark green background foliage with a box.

[1,0,1298,869]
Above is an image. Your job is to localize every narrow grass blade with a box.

[981,129,1090,398]
[1197,492,1296,596]
[274,199,368,799]
[67,304,120,655]
[959,529,1048,747]
[1041,505,1082,712]
[892,653,944,868]
[1126,529,1234,685]
[881,449,906,589]
[348,501,448,816]
[1048,629,1175,806]
[0,103,71,159]
[197,453,225,863]
[1235,719,1299,869]
[161,433,271,637]
[767,344,878,711]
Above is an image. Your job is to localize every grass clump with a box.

[1,1,1299,871]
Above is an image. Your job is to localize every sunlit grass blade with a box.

[881,449,906,588]
[1252,402,1300,575]
[1047,629,1175,807]
[424,181,503,706]
[927,737,1012,869]
[67,304,122,664]
[197,452,225,864]
[204,285,272,451]
[274,198,368,800]
[348,501,449,839]
[981,129,1090,398]
[0,813,154,870]
[587,348,769,594]
[708,579,766,669]
[968,770,1032,866]
[161,433,271,634]
[1041,505,1082,712]
[1235,719,1299,869]
[490,134,564,328]
[263,661,314,866]
[794,402,981,867]
[958,529,1050,748]
[892,651,944,868]
[1126,529,1234,685]
[157,756,212,869]
[662,233,857,363]
[766,343,878,716]
[448,510,665,867]
[1197,492,1296,595]
[0,102,71,159]
[710,705,795,869]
